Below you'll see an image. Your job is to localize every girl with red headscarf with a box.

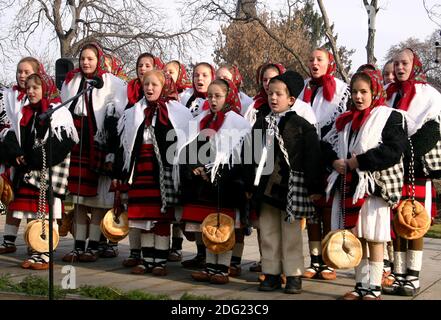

[178,79,250,284]
[2,71,78,270]
[298,48,350,281]
[0,57,42,256]
[322,68,407,300]
[121,53,165,267]
[179,62,216,117]
[165,60,192,94]
[244,63,286,126]
[216,64,253,116]
[60,42,128,263]
[114,70,192,276]
[383,49,441,297]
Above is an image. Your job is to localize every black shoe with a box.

[284,276,302,294]
[399,279,420,296]
[258,274,282,292]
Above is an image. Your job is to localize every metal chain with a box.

[339,166,347,242]
[408,137,416,216]
[35,138,48,238]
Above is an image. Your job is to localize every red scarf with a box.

[20,72,60,127]
[13,85,27,102]
[302,51,337,103]
[191,62,216,99]
[199,79,241,134]
[64,42,108,85]
[252,63,286,110]
[385,49,427,111]
[144,72,178,127]
[336,69,386,132]
[174,61,192,93]
[127,78,143,106]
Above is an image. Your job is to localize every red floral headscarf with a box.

[64,42,108,84]
[144,71,178,127]
[127,53,165,106]
[21,71,61,127]
[13,58,43,102]
[336,68,386,132]
[104,53,129,81]
[200,78,241,134]
[218,64,243,89]
[167,60,192,93]
[192,62,216,99]
[253,63,286,110]
[303,49,337,103]
[386,48,427,111]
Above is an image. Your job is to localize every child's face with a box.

[216,67,233,81]
[351,79,372,111]
[138,57,154,80]
[268,81,294,114]
[262,68,279,95]
[16,62,35,89]
[393,51,413,82]
[383,63,395,85]
[26,79,43,104]
[165,63,179,83]
[80,49,98,76]
[308,50,329,79]
[143,74,163,102]
[193,65,212,93]
[207,83,227,113]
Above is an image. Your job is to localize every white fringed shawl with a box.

[60,72,127,144]
[323,106,396,202]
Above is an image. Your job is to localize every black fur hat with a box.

[270,70,304,98]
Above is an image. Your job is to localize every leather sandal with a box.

[62,249,82,263]
[0,241,17,254]
[319,265,337,280]
[302,263,320,279]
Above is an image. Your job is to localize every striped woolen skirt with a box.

[399,177,437,218]
[8,184,43,214]
[128,144,173,221]
[181,204,236,224]
[67,140,100,197]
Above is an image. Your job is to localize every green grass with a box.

[426,222,441,239]
[180,292,213,300]
[0,274,213,300]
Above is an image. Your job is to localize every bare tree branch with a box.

[316,0,349,82]
[363,0,379,64]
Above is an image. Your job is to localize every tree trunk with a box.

[236,0,257,19]
[316,0,349,82]
[363,0,378,65]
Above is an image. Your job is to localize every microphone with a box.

[86,76,104,89]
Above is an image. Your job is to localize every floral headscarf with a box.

[200,78,241,134]
[336,68,386,132]
[167,60,192,93]
[303,49,337,103]
[127,53,165,106]
[192,62,216,99]
[253,63,286,110]
[144,71,178,127]
[65,42,108,84]
[386,48,427,111]
[21,71,61,126]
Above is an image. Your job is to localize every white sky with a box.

[320,0,439,70]
[1,0,439,82]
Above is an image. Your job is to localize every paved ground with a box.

[1,215,441,300]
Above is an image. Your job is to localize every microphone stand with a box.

[38,83,97,300]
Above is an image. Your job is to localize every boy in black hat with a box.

[245,70,323,294]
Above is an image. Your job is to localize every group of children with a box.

[0,42,440,299]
